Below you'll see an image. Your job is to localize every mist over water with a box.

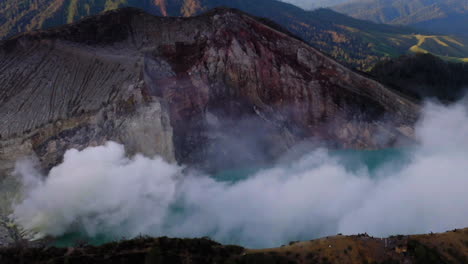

[11,101,468,248]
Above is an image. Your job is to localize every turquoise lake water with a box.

[53,148,410,248]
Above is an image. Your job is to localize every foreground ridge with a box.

[1,228,467,264]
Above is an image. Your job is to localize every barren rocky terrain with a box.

[0,8,418,181]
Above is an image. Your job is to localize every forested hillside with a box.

[370,53,468,102]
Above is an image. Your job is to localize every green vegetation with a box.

[370,53,468,102]
[2,230,468,264]
[407,240,449,264]
[0,236,298,264]
[306,8,468,70]
[408,35,468,60]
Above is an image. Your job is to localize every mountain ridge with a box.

[2,0,468,69]
[334,0,468,37]
[0,7,418,178]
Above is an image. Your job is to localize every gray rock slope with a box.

[0,8,419,179]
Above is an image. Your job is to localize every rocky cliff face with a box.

[0,8,418,178]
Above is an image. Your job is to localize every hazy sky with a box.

[280,0,351,9]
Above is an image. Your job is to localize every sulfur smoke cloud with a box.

[12,101,468,248]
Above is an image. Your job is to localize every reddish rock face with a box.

[0,8,418,173]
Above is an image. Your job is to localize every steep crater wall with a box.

[0,8,419,178]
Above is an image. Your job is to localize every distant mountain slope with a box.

[1,0,468,70]
[334,0,468,36]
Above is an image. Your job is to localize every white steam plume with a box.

[12,101,468,248]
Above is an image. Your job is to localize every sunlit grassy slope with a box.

[349,32,468,70]
[408,35,468,62]
[331,18,468,69]
[249,228,468,264]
